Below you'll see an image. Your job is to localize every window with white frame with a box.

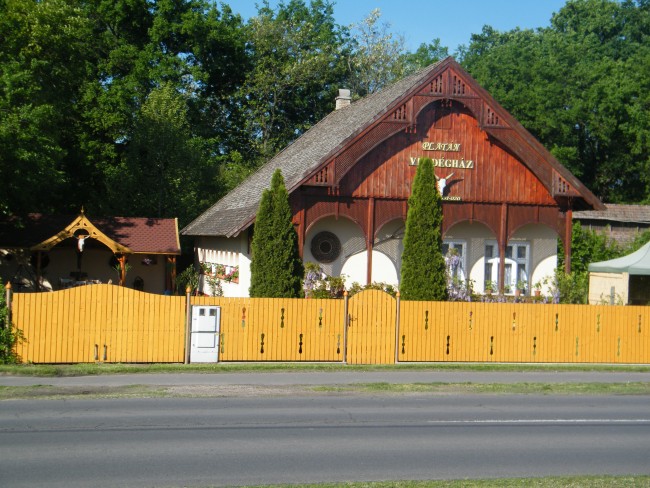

[484,241,530,294]
[442,240,466,282]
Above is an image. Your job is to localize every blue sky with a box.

[230,0,569,52]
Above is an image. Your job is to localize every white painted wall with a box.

[304,216,368,287]
[196,234,251,297]
[194,220,560,298]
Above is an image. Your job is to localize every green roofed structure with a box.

[588,241,650,305]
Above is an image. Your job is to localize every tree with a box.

[402,38,449,73]
[103,83,217,227]
[460,0,650,203]
[0,0,97,217]
[240,0,348,162]
[249,169,304,297]
[400,158,448,300]
[346,8,408,98]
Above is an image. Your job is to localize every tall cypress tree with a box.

[249,169,304,297]
[400,158,448,300]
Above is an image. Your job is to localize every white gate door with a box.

[190,306,220,363]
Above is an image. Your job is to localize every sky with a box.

[230,0,569,52]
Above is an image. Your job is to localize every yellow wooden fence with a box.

[13,285,185,363]
[9,285,650,364]
[191,296,345,362]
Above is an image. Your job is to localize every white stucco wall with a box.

[304,216,368,287]
[196,233,251,297]
[194,220,560,298]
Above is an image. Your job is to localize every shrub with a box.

[0,280,23,364]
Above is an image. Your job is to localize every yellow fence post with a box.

[4,281,11,329]
[184,287,191,365]
[395,291,401,364]
[343,291,349,364]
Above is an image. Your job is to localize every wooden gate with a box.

[346,290,397,364]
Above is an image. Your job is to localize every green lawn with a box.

[1,361,650,377]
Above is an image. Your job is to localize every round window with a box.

[310,231,341,263]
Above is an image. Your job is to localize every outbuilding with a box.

[0,209,180,293]
[183,58,603,297]
[588,240,650,305]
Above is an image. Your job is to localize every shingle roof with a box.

[182,60,446,238]
[0,214,181,254]
[574,204,650,224]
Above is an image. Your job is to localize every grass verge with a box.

[232,477,650,488]
[2,381,649,400]
[1,362,650,377]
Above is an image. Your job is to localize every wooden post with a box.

[366,197,375,285]
[498,203,508,293]
[184,286,192,364]
[118,255,127,286]
[5,281,12,329]
[394,291,401,364]
[342,291,349,364]
[564,206,573,274]
[166,255,177,293]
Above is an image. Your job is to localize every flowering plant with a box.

[200,262,239,283]
[303,262,346,298]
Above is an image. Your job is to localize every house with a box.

[182,57,603,297]
[0,209,181,293]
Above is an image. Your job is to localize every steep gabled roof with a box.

[183,57,603,238]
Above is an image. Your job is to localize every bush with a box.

[303,263,345,298]
[0,281,23,364]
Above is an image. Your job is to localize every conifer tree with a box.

[249,169,304,297]
[400,158,448,300]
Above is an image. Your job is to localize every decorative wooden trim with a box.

[30,210,132,254]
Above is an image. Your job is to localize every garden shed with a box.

[588,240,650,305]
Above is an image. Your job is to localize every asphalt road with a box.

[1,384,650,487]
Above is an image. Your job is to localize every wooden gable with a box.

[300,58,602,212]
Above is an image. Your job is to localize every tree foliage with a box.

[346,8,408,98]
[249,169,304,298]
[240,0,348,162]
[555,222,650,304]
[400,158,448,301]
[1,0,649,230]
[461,0,650,203]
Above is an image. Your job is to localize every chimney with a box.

[335,89,351,110]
